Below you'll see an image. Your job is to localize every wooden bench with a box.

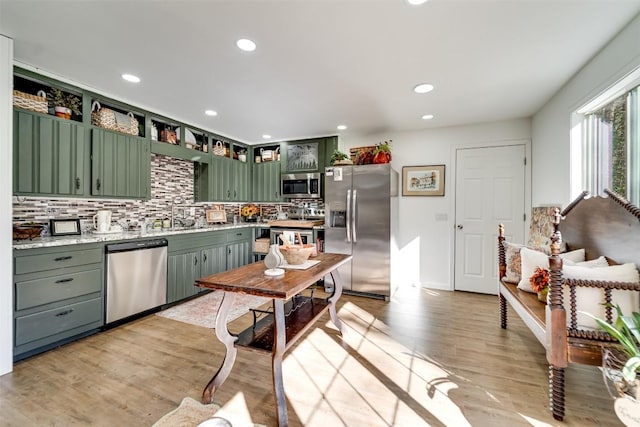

[498,189,640,421]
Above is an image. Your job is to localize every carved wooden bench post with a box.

[498,224,507,329]
[547,208,568,421]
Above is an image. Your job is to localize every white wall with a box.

[0,34,14,375]
[340,118,531,290]
[532,14,640,206]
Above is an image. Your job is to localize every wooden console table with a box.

[195,252,352,427]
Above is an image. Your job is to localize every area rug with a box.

[156,291,270,329]
[152,396,266,427]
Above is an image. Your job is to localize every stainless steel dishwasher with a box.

[105,239,168,324]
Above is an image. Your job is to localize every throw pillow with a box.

[575,256,609,268]
[517,247,586,293]
[561,263,640,330]
[502,241,524,283]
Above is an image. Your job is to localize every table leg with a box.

[202,291,237,403]
[272,298,288,427]
[328,270,345,335]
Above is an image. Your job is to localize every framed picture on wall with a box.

[402,165,445,196]
[286,142,319,171]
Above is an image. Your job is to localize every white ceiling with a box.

[1,0,640,144]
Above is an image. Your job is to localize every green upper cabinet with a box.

[196,155,249,202]
[280,136,338,174]
[252,161,282,202]
[91,128,150,199]
[13,110,89,196]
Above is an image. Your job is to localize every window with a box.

[576,70,640,205]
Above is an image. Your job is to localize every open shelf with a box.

[13,75,83,122]
[91,98,145,137]
[235,296,330,353]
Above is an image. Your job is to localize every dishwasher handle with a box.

[106,239,168,253]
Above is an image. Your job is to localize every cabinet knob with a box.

[456,224,464,230]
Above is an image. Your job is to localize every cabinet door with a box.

[252,161,281,202]
[201,245,226,277]
[91,128,150,198]
[167,251,200,303]
[227,241,251,270]
[209,155,226,202]
[231,161,249,201]
[13,110,88,196]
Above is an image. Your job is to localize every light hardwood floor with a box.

[0,286,623,426]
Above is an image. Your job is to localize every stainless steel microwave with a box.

[281,173,322,199]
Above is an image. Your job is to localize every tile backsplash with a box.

[12,154,295,233]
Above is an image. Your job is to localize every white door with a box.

[454,145,525,294]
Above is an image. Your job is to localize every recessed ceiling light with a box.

[121,73,140,83]
[205,110,218,117]
[337,125,347,130]
[421,114,434,120]
[262,134,271,139]
[413,83,434,94]
[236,38,256,52]
[407,0,428,5]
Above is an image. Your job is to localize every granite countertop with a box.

[13,223,265,250]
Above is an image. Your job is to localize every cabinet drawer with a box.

[15,297,103,346]
[15,248,103,275]
[227,228,251,242]
[15,268,102,311]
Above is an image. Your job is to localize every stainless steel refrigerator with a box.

[324,163,397,299]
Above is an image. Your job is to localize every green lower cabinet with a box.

[226,228,252,269]
[252,161,282,202]
[167,251,201,303]
[91,128,150,199]
[201,245,227,277]
[227,241,251,270]
[13,243,104,361]
[13,110,89,196]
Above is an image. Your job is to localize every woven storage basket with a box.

[91,101,139,135]
[13,90,48,114]
[213,141,226,156]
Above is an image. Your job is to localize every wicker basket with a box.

[253,238,270,254]
[13,90,48,114]
[91,101,139,135]
[213,141,226,156]
[13,224,45,240]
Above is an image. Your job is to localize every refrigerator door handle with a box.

[352,189,357,243]
[346,189,352,243]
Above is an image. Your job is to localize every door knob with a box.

[456,224,464,230]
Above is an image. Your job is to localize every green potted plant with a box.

[330,149,352,165]
[373,140,392,164]
[582,305,640,399]
[48,88,82,120]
